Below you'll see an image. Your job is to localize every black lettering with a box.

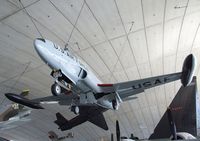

[164,77,170,82]
[132,84,142,89]
[143,81,151,87]
[154,79,162,85]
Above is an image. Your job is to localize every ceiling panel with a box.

[2,10,40,39]
[76,4,106,45]
[0,0,19,20]
[95,42,119,71]
[50,0,84,25]
[164,18,182,56]
[86,0,125,39]
[26,0,73,42]
[165,0,188,20]
[8,0,38,8]
[0,0,200,140]
[79,48,110,76]
[178,12,200,52]
[111,36,137,69]
[128,30,149,65]
[142,0,165,27]
[115,0,143,33]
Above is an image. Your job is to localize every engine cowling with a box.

[112,99,119,110]
[181,54,196,87]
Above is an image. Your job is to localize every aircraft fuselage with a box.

[34,38,116,109]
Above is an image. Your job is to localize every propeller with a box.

[116,120,120,141]
[111,133,114,141]
[167,107,177,140]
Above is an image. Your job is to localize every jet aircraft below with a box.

[0,90,31,130]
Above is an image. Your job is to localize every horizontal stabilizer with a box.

[88,113,108,130]
[5,93,43,109]
[55,112,68,126]
[54,112,69,131]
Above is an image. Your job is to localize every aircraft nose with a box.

[34,38,48,62]
[34,38,45,53]
[36,38,45,42]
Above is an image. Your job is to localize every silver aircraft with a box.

[5,38,196,131]
[0,90,31,130]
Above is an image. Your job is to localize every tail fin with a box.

[88,113,108,130]
[149,76,198,139]
[20,90,29,97]
[54,112,69,129]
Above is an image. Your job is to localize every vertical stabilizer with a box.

[149,76,197,139]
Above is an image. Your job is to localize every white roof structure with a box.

[0,0,200,140]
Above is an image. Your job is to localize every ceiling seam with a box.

[84,0,129,82]
[74,9,200,53]
[0,62,30,105]
[174,0,190,70]
[114,0,154,137]
[174,0,190,99]
[0,0,40,22]
[161,0,168,116]
[113,0,149,137]
[66,0,85,43]
[18,1,43,38]
[189,23,200,77]
[0,64,44,87]
[48,0,118,82]
[190,23,200,53]
[127,0,155,134]
[83,0,133,135]
[0,21,33,40]
[0,31,40,60]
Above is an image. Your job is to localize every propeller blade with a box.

[116,120,120,141]
[167,107,177,140]
[111,133,114,141]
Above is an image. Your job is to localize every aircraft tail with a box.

[20,90,29,97]
[88,112,108,130]
[149,76,198,139]
[54,112,69,130]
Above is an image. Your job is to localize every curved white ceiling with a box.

[0,0,200,140]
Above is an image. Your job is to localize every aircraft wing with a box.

[114,72,181,99]
[32,94,75,105]
[5,93,77,109]
[99,54,195,99]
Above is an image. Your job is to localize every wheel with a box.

[74,106,79,115]
[71,106,79,115]
[51,83,62,96]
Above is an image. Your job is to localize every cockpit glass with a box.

[54,44,58,49]
[61,48,64,53]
